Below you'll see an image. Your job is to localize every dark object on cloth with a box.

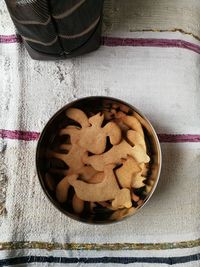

[5,0,104,60]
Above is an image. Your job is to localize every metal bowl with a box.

[36,96,162,224]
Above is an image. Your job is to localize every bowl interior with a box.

[36,97,161,224]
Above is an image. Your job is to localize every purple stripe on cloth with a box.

[0,130,200,143]
[0,34,22,43]
[0,34,200,54]
[0,130,40,141]
[158,134,200,143]
[102,37,200,54]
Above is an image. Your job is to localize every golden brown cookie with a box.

[115,156,141,188]
[83,140,150,171]
[72,194,84,214]
[56,176,71,203]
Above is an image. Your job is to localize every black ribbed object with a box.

[5,0,104,60]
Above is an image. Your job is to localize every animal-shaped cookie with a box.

[127,130,146,151]
[83,139,150,171]
[115,156,142,188]
[67,165,132,209]
[72,194,84,214]
[116,112,144,138]
[131,171,146,189]
[61,108,121,154]
[56,176,70,203]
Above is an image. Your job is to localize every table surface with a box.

[0,0,200,266]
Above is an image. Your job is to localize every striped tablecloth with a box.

[0,0,200,266]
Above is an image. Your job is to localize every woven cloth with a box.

[0,0,200,266]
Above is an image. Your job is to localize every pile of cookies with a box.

[46,104,152,219]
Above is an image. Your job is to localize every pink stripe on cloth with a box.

[0,130,200,143]
[0,34,22,43]
[102,37,200,54]
[0,34,200,54]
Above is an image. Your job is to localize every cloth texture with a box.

[0,0,200,266]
